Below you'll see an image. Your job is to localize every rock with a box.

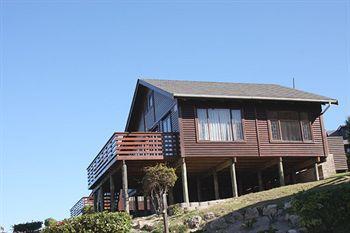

[186,215,202,229]
[141,223,154,231]
[284,201,292,210]
[251,216,270,232]
[287,229,298,233]
[288,215,300,227]
[204,212,216,221]
[224,211,244,224]
[244,207,259,220]
[263,204,278,217]
[298,227,308,233]
[209,217,228,230]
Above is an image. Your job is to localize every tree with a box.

[44,218,57,227]
[142,163,178,214]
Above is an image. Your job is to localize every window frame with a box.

[195,107,245,143]
[267,110,314,143]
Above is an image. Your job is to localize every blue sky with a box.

[1,0,349,230]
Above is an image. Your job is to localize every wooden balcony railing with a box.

[87,132,179,188]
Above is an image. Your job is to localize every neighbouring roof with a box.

[140,79,338,104]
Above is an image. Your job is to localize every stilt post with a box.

[196,176,202,202]
[98,186,104,211]
[278,157,285,186]
[230,158,238,197]
[314,162,320,181]
[122,160,129,213]
[181,158,189,205]
[110,174,115,211]
[213,171,220,200]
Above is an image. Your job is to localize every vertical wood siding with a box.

[178,99,326,158]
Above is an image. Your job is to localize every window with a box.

[196,108,244,141]
[268,111,312,142]
[162,114,172,132]
[146,92,154,112]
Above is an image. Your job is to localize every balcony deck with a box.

[87,132,179,188]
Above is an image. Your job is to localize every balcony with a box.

[87,132,179,188]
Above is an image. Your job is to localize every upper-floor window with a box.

[268,111,313,142]
[146,92,154,113]
[162,114,172,132]
[196,108,244,141]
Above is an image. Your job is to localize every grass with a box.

[133,172,350,232]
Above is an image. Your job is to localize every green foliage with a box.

[13,221,42,232]
[42,211,131,233]
[291,183,350,233]
[44,218,57,227]
[169,223,187,233]
[257,226,278,233]
[142,163,178,213]
[170,204,184,216]
[346,116,350,143]
[82,204,94,214]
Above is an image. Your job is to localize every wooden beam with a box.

[314,162,320,181]
[257,170,264,191]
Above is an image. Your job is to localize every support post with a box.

[230,158,238,197]
[291,169,297,184]
[168,188,174,205]
[314,162,320,181]
[278,157,285,186]
[257,170,264,191]
[213,171,220,200]
[181,158,189,205]
[196,176,202,202]
[93,190,98,212]
[122,160,129,214]
[98,187,104,212]
[110,174,115,212]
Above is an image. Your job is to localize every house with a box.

[87,79,339,213]
[70,196,94,217]
[327,125,350,171]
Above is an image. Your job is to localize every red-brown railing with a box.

[87,132,179,188]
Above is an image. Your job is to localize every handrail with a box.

[87,132,179,188]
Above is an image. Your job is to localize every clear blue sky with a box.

[1,0,349,230]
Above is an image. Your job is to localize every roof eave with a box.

[173,93,338,105]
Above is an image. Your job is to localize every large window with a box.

[268,111,313,142]
[146,92,154,113]
[162,114,172,132]
[197,108,244,141]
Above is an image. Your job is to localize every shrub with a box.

[42,211,131,233]
[292,183,350,233]
[142,163,178,214]
[44,218,57,227]
[13,221,42,232]
[82,204,94,214]
[169,224,187,233]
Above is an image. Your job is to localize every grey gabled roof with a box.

[140,79,338,104]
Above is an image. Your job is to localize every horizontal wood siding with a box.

[178,99,326,158]
[327,136,348,171]
[179,100,259,157]
[257,104,325,157]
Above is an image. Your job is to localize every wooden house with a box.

[86,79,338,213]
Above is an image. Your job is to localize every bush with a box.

[42,211,131,233]
[82,205,94,214]
[13,221,42,232]
[44,218,57,227]
[292,183,350,233]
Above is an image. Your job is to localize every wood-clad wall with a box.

[327,136,348,171]
[178,99,326,158]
